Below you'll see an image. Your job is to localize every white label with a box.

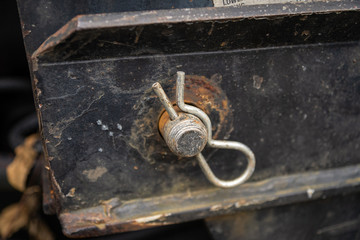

[213,0,328,7]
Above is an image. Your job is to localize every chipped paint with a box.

[253,75,264,89]
[307,188,315,198]
[82,166,108,182]
[134,214,164,223]
[66,188,76,197]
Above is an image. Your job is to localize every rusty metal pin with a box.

[153,82,207,157]
[152,82,178,120]
[160,112,208,157]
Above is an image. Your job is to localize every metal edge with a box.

[60,164,360,238]
[31,0,360,59]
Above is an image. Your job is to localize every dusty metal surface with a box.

[16,0,360,238]
[31,40,360,210]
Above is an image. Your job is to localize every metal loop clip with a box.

[153,71,256,188]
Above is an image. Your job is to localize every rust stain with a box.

[32,16,80,60]
[172,74,231,140]
[46,163,65,205]
[20,21,31,37]
[57,164,360,238]
[99,198,120,218]
[23,29,31,37]
[42,157,61,215]
[220,41,228,47]
[301,30,311,41]
[60,209,170,238]
[208,22,215,36]
[129,74,233,165]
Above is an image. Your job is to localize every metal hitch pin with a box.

[152,72,256,188]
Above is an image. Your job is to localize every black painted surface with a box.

[36,11,360,62]
[34,41,360,210]
[16,1,360,237]
[17,0,213,55]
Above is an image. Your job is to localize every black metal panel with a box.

[16,0,360,237]
[34,4,360,62]
[34,41,360,210]
[17,0,213,55]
